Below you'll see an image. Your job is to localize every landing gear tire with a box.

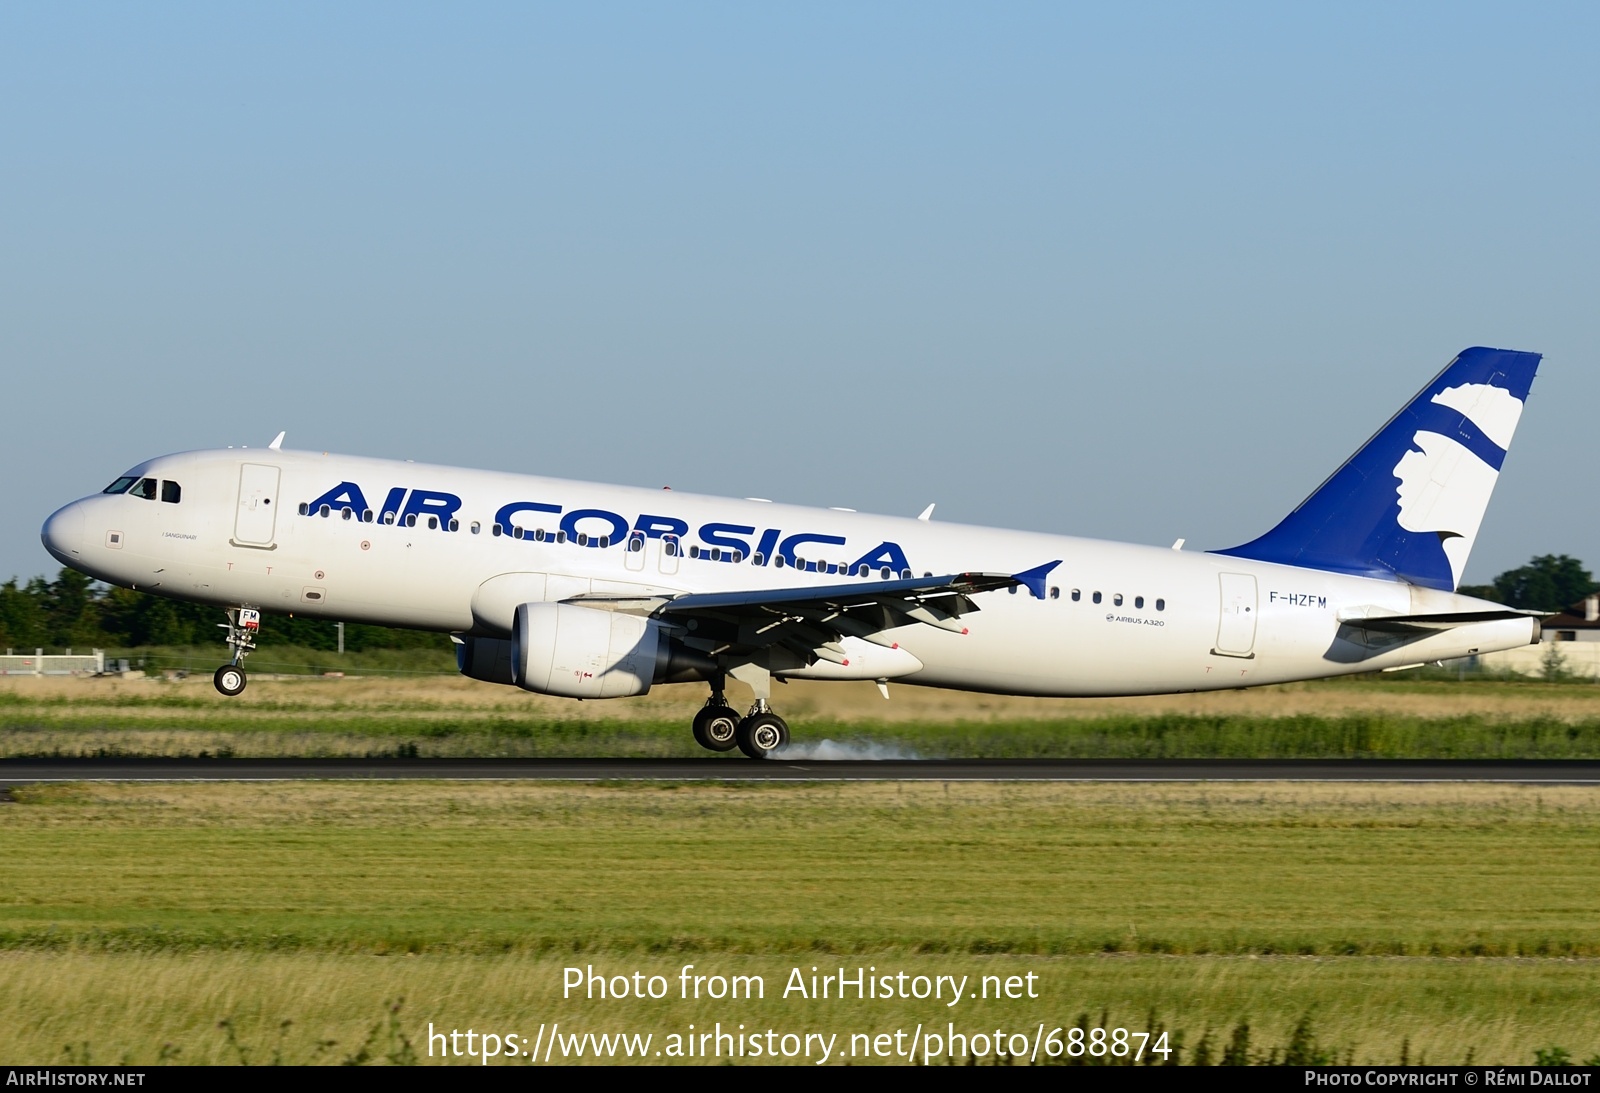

[736,712,789,760]
[692,704,741,752]
[214,664,247,697]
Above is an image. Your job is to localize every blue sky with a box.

[3,2,1595,587]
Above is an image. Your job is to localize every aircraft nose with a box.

[41,501,87,564]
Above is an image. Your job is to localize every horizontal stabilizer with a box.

[1336,608,1540,633]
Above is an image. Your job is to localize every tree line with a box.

[1456,554,1598,613]
[2,553,1593,654]
[0,568,448,653]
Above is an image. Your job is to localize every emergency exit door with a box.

[1214,572,1258,657]
[233,463,281,547]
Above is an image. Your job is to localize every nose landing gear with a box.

[213,607,260,697]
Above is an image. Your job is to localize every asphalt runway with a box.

[2,758,1600,783]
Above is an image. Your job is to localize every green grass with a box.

[3,781,1598,957]
[7,707,1600,758]
[2,781,1600,1064]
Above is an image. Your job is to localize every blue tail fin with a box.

[1213,347,1541,591]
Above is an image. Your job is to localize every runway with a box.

[2,758,1600,782]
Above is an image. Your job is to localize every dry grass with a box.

[2,950,1596,1065]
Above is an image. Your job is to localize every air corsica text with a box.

[302,481,914,575]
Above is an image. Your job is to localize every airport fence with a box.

[0,649,108,676]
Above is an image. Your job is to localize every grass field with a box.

[2,779,1600,1064]
[7,673,1600,758]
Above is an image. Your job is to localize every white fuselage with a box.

[41,448,1537,697]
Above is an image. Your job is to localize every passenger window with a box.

[298,502,309,516]
[599,535,610,548]
[1114,594,1123,606]
[448,519,460,532]
[665,538,679,557]
[1135,596,1144,608]
[577,532,589,547]
[343,507,354,520]
[1156,598,1165,611]
[320,505,331,518]
[731,550,743,563]
[383,512,396,525]
[491,524,502,537]
[363,510,374,523]
[405,514,416,528]
[689,545,701,559]
[1092,591,1102,604]
[160,481,181,504]
[880,567,892,579]
[427,516,438,530]
[103,477,138,495]
[1009,585,1018,595]
[1050,587,1060,600]
[555,530,566,544]
[753,552,764,565]
[470,521,481,535]
[129,478,157,500]
[628,534,645,553]
[900,569,912,579]
[1071,589,1081,602]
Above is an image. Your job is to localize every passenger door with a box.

[1214,572,1258,657]
[233,464,281,548]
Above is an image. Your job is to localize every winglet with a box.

[917,503,935,521]
[1012,560,1062,600]
[268,431,286,451]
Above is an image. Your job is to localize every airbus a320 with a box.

[41,347,1543,758]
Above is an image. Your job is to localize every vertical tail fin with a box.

[1213,346,1540,591]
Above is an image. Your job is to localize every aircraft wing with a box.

[569,561,1060,668]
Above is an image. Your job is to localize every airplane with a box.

[41,346,1543,758]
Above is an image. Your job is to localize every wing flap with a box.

[567,562,1061,672]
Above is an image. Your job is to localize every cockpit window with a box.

[103,477,138,495]
[128,478,158,500]
[161,481,181,504]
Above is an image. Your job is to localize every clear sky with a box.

[2,2,1595,588]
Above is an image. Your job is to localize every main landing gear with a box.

[213,607,260,697]
[691,685,790,760]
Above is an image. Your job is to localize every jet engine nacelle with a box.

[512,601,664,699]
